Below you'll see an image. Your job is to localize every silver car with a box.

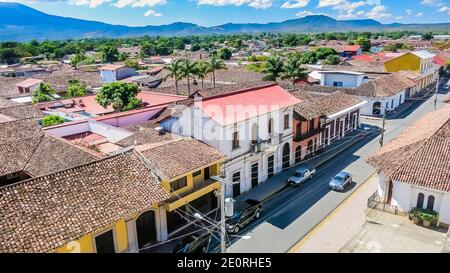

[329,172,352,191]
[288,167,316,186]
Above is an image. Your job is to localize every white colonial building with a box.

[349,72,417,116]
[100,64,137,83]
[161,83,301,198]
[368,106,450,226]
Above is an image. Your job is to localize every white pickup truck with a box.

[287,167,316,186]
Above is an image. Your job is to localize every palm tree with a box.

[179,59,197,96]
[264,55,284,82]
[281,56,307,90]
[195,61,209,89]
[164,60,182,95]
[208,56,226,88]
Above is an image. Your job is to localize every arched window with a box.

[372,102,381,115]
[295,146,302,163]
[307,140,314,155]
[417,193,425,209]
[427,195,435,211]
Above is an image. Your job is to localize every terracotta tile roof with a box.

[15,78,42,88]
[137,138,226,181]
[0,119,100,178]
[0,104,44,120]
[117,125,181,147]
[344,45,361,52]
[0,119,43,176]
[0,149,170,253]
[368,106,450,192]
[23,134,100,177]
[0,98,18,108]
[290,89,364,118]
[348,72,417,98]
[99,64,125,71]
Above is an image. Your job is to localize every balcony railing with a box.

[294,128,322,142]
[167,178,218,204]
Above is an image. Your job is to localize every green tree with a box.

[42,115,65,127]
[179,59,197,96]
[32,82,56,104]
[314,47,338,60]
[124,59,140,69]
[422,32,433,41]
[101,46,119,63]
[96,82,142,112]
[264,55,284,82]
[298,51,318,65]
[70,52,87,68]
[355,36,371,52]
[0,48,20,64]
[208,56,226,88]
[323,55,341,65]
[281,56,307,90]
[164,59,183,95]
[66,80,87,98]
[218,48,232,60]
[195,61,210,89]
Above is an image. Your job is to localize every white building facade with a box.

[161,84,301,198]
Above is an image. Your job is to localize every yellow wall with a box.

[384,53,421,73]
[56,219,129,253]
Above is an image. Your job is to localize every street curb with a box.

[287,171,377,253]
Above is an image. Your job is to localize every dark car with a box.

[171,233,211,253]
[226,199,263,234]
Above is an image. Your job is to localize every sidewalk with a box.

[291,174,378,253]
[235,127,379,204]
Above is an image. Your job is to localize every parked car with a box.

[171,233,211,253]
[226,199,263,234]
[329,172,353,191]
[287,167,316,186]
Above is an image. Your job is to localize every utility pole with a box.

[434,73,440,111]
[211,175,237,254]
[379,109,388,147]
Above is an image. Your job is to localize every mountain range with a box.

[1,2,449,42]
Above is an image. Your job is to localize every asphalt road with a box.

[223,76,450,253]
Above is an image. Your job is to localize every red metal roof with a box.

[197,84,301,125]
[344,45,361,52]
[433,56,446,66]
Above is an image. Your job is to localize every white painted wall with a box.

[379,178,450,225]
[320,73,364,88]
[100,70,117,83]
[359,90,406,116]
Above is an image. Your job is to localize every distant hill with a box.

[0,2,449,41]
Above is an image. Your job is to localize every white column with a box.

[126,219,139,253]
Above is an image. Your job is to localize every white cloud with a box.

[421,0,444,7]
[197,0,274,9]
[405,9,412,15]
[114,0,167,8]
[144,9,162,16]
[416,12,423,17]
[394,16,402,20]
[281,0,309,9]
[68,0,111,8]
[438,6,449,12]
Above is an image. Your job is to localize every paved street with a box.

[226,76,449,253]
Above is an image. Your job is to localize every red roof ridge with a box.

[200,82,279,101]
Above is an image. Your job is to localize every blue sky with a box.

[6,0,450,26]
